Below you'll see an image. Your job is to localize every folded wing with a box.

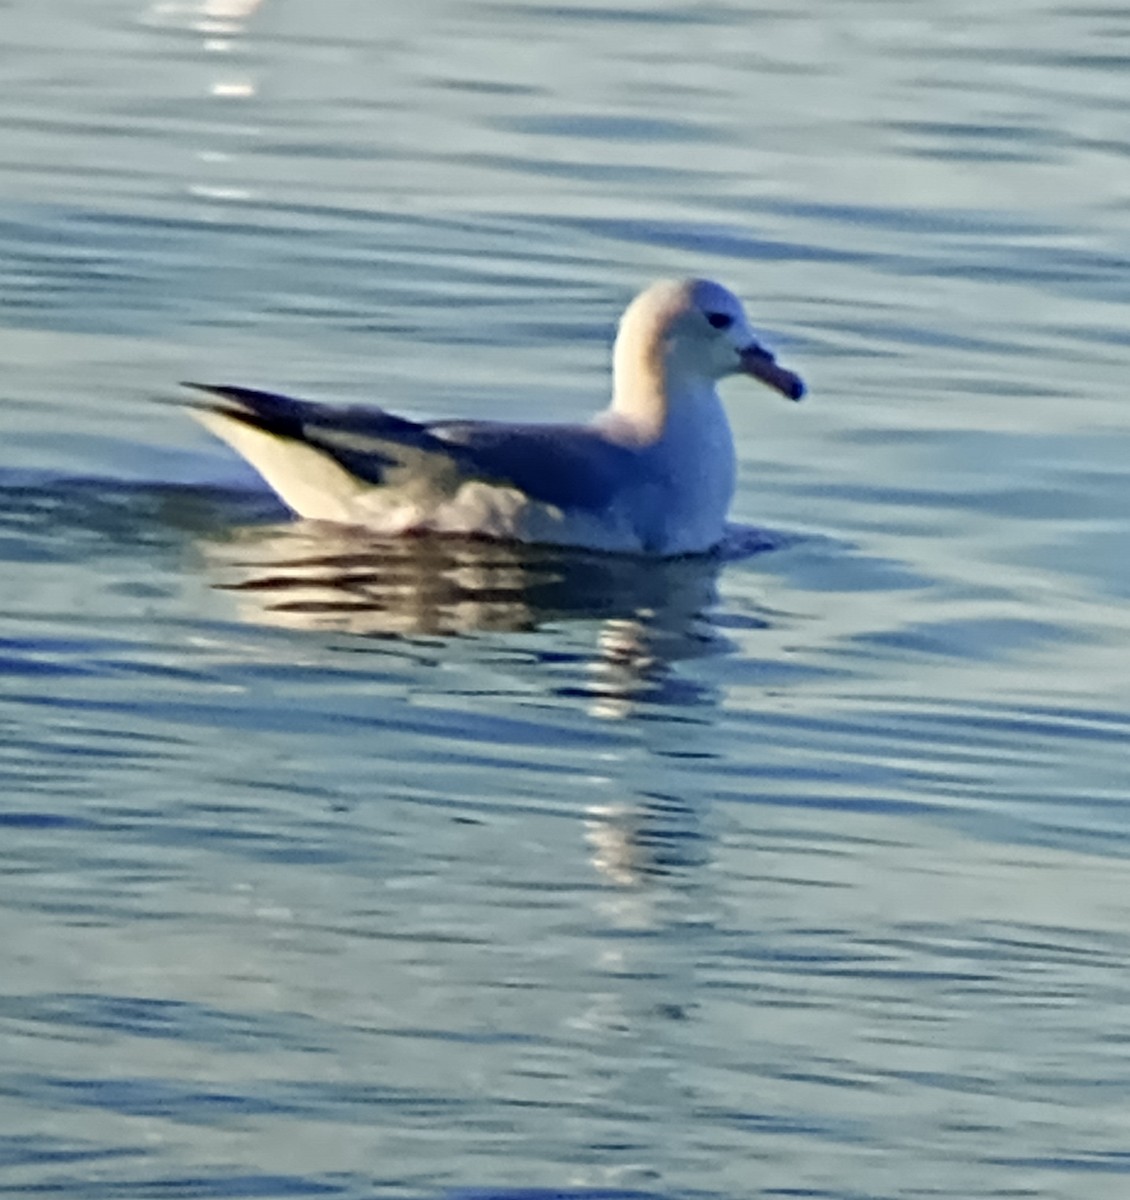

[185,384,637,524]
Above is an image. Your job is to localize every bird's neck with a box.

[608,340,718,447]
[606,349,736,554]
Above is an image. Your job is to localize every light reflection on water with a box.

[1,0,1130,1197]
[200,521,730,641]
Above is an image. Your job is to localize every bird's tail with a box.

[185,384,369,522]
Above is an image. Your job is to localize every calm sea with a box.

[2,1,1129,1198]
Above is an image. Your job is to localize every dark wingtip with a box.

[178,383,308,438]
[180,382,246,410]
[180,382,249,403]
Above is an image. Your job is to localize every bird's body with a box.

[188,278,804,557]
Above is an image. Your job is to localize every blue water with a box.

[2,2,1130,1198]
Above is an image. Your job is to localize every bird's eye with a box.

[705,311,733,331]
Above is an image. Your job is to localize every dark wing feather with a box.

[185,383,477,491]
[185,384,639,512]
[427,419,640,511]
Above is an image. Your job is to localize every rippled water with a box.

[3,1,1130,1198]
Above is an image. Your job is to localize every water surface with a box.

[2,2,1130,1198]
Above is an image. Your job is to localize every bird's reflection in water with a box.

[200,519,777,891]
[583,791,713,890]
[201,519,731,643]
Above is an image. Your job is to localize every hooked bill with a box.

[739,343,805,401]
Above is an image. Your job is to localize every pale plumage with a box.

[187,277,804,557]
